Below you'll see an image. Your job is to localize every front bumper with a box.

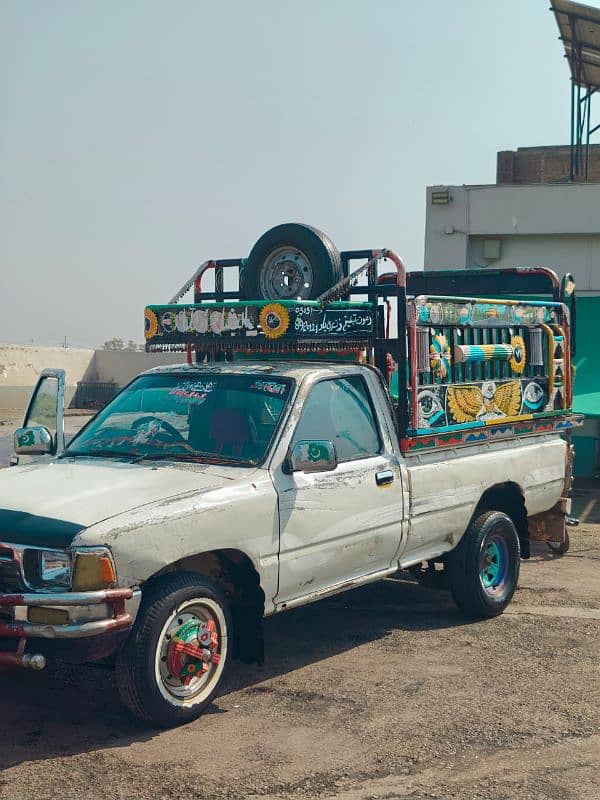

[0,587,140,669]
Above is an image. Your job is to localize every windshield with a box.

[65,373,293,465]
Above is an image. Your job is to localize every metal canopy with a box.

[551,0,600,179]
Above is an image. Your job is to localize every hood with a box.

[0,459,242,549]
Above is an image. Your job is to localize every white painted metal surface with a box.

[424,183,600,293]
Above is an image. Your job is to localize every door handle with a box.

[375,469,394,487]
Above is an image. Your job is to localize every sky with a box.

[0,0,590,348]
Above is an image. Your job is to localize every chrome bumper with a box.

[0,589,141,669]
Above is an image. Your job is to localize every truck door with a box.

[272,374,404,606]
[11,368,66,466]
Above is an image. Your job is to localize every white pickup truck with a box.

[0,224,579,727]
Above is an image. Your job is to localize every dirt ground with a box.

[0,487,598,800]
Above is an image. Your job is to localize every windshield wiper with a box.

[59,450,140,460]
[129,452,252,466]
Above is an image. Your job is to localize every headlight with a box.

[24,548,71,590]
[71,547,117,591]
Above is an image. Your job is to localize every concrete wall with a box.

[424,183,600,293]
[0,345,184,417]
[93,350,188,387]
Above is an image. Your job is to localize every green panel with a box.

[573,436,597,477]
[144,300,376,348]
[573,297,600,418]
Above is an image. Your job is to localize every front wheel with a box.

[449,510,520,618]
[116,573,231,727]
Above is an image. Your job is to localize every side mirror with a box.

[561,272,576,298]
[286,440,337,474]
[14,426,53,456]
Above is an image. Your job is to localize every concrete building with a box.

[424,146,600,476]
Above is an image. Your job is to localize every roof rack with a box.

[147,238,578,444]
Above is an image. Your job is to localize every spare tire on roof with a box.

[240,223,342,301]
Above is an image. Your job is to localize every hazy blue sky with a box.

[0,0,589,348]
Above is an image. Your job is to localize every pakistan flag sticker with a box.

[18,430,35,448]
[308,443,329,462]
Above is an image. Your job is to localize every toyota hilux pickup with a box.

[0,223,581,727]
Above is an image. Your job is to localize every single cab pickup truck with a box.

[0,224,580,727]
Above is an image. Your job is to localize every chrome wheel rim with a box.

[259,247,314,299]
[154,598,227,707]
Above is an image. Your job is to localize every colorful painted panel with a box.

[401,413,584,453]
[144,301,375,346]
[415,297,558,328]
[453,336,526,374]
[416,378,550,430]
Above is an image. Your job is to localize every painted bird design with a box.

[447,381,522,423]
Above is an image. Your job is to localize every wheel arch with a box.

[142,548,266,663]
[472,481,530,559]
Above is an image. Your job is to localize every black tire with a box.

[116,573,232,728]
[241,222,342,300]
[448,510,520,618]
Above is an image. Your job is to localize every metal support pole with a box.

[571,82,576,180]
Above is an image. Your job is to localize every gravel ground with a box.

[0,498,598,800]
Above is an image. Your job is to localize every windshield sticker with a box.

[169,380,217,403]
[249,380,287,396]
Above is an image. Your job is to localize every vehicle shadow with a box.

[0,575,468,770]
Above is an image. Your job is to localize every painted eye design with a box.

[418,390,445,426]
[522,381,545,411]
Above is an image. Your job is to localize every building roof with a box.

[552,0,600,90]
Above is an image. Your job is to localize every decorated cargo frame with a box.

[144,242,582,453]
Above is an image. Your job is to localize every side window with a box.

[25,376,59,443]
[292,376,381,462]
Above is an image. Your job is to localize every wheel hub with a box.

[480,536,507,592]
[259,247,314,299]
[162,613,220,692]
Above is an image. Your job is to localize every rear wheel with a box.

[116,573,231,727]
[449,510,520,618]
[241,223,342,300]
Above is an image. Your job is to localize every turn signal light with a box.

[72,549,117,591]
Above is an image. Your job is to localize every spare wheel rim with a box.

[259,247,314,299]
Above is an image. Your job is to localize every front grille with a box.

[0,545,23,593]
